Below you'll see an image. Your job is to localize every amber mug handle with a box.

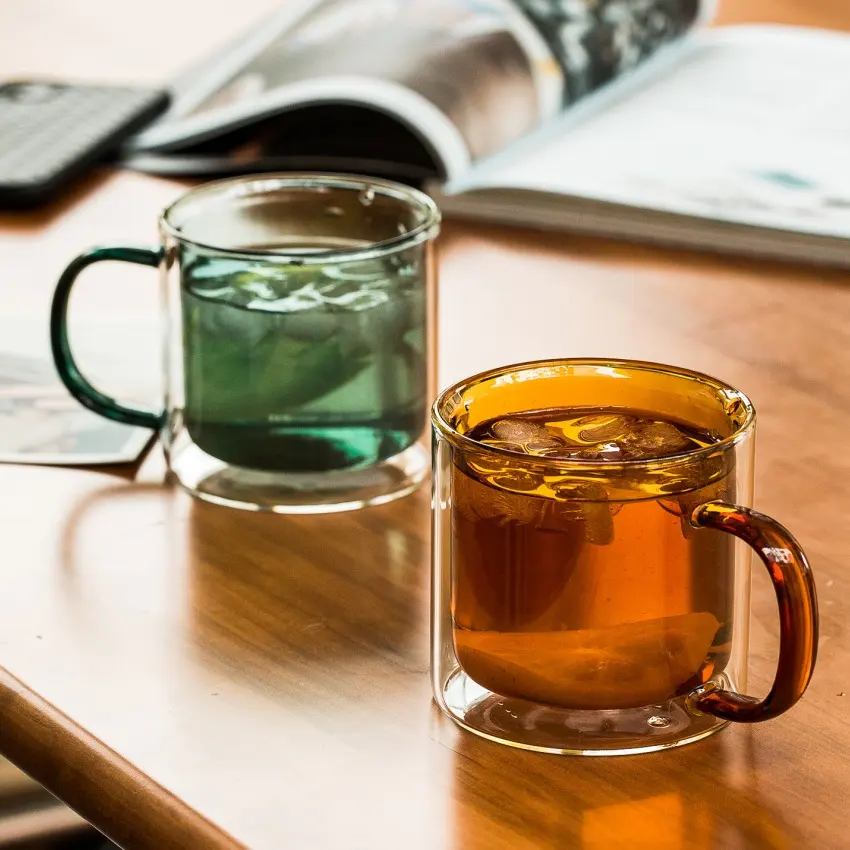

[687,502,818,722]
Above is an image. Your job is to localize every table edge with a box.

[0,665,243,850]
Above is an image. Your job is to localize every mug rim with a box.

[431,357,756,471]
[159,172,441,263]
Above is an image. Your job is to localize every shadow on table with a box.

[53,475,431,709]
[184,492,432,705]
[447,719,795,850]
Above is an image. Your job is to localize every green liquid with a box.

[181,242,426,472]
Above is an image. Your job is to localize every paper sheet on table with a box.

[0,316,159,466]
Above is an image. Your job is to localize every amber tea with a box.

[451,407,736,711]
[434,359,817,755]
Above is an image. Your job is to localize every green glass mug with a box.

[51,174,440,512]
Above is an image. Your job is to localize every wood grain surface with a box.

[0,2,848,849]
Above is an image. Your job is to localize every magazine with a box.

[123,0,850,268]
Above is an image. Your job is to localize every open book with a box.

[124,0,850,268]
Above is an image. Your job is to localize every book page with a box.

[129,0,706,181]
[458,26,850,239]
[513,0,707,107]
[131,0,562,179]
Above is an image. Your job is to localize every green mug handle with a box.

[50,245,164,430]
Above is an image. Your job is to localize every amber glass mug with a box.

[431,359,818,755]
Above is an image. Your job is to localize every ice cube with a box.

[622,421,692,458]
[247,282,323,313]
[235,266,308,303]
[189,286,276,347]
[539,447,586,460]
[353,294,409,342]
[492,471,540,492]
[191,281,247,303]
[241,279,279,301]
[318,282,389,311]
[278,309,338,342]
[573,413,614,426]
[480,439,527,455]
[550,481,614,545]
[467,454,512,476]
[577,414,636,443]
[191,258,247,281]
[491,490,545,525]
[491,418,543,443]
[526,437,566,454]
[595,442,631,460]
[534,498,587,535]
[453,469,541,525]
[657,458,736,538]
[583,503,615,545]
[550,481,607,501]
[322,260,389,286]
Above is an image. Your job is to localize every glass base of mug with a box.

[440,667,730,756]
[167,433,429,514]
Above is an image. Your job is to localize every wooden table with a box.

[1,2,849,848]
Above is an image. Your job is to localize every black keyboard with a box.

[0,81,168,207]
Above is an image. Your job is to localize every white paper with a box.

[0,317,159,466]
